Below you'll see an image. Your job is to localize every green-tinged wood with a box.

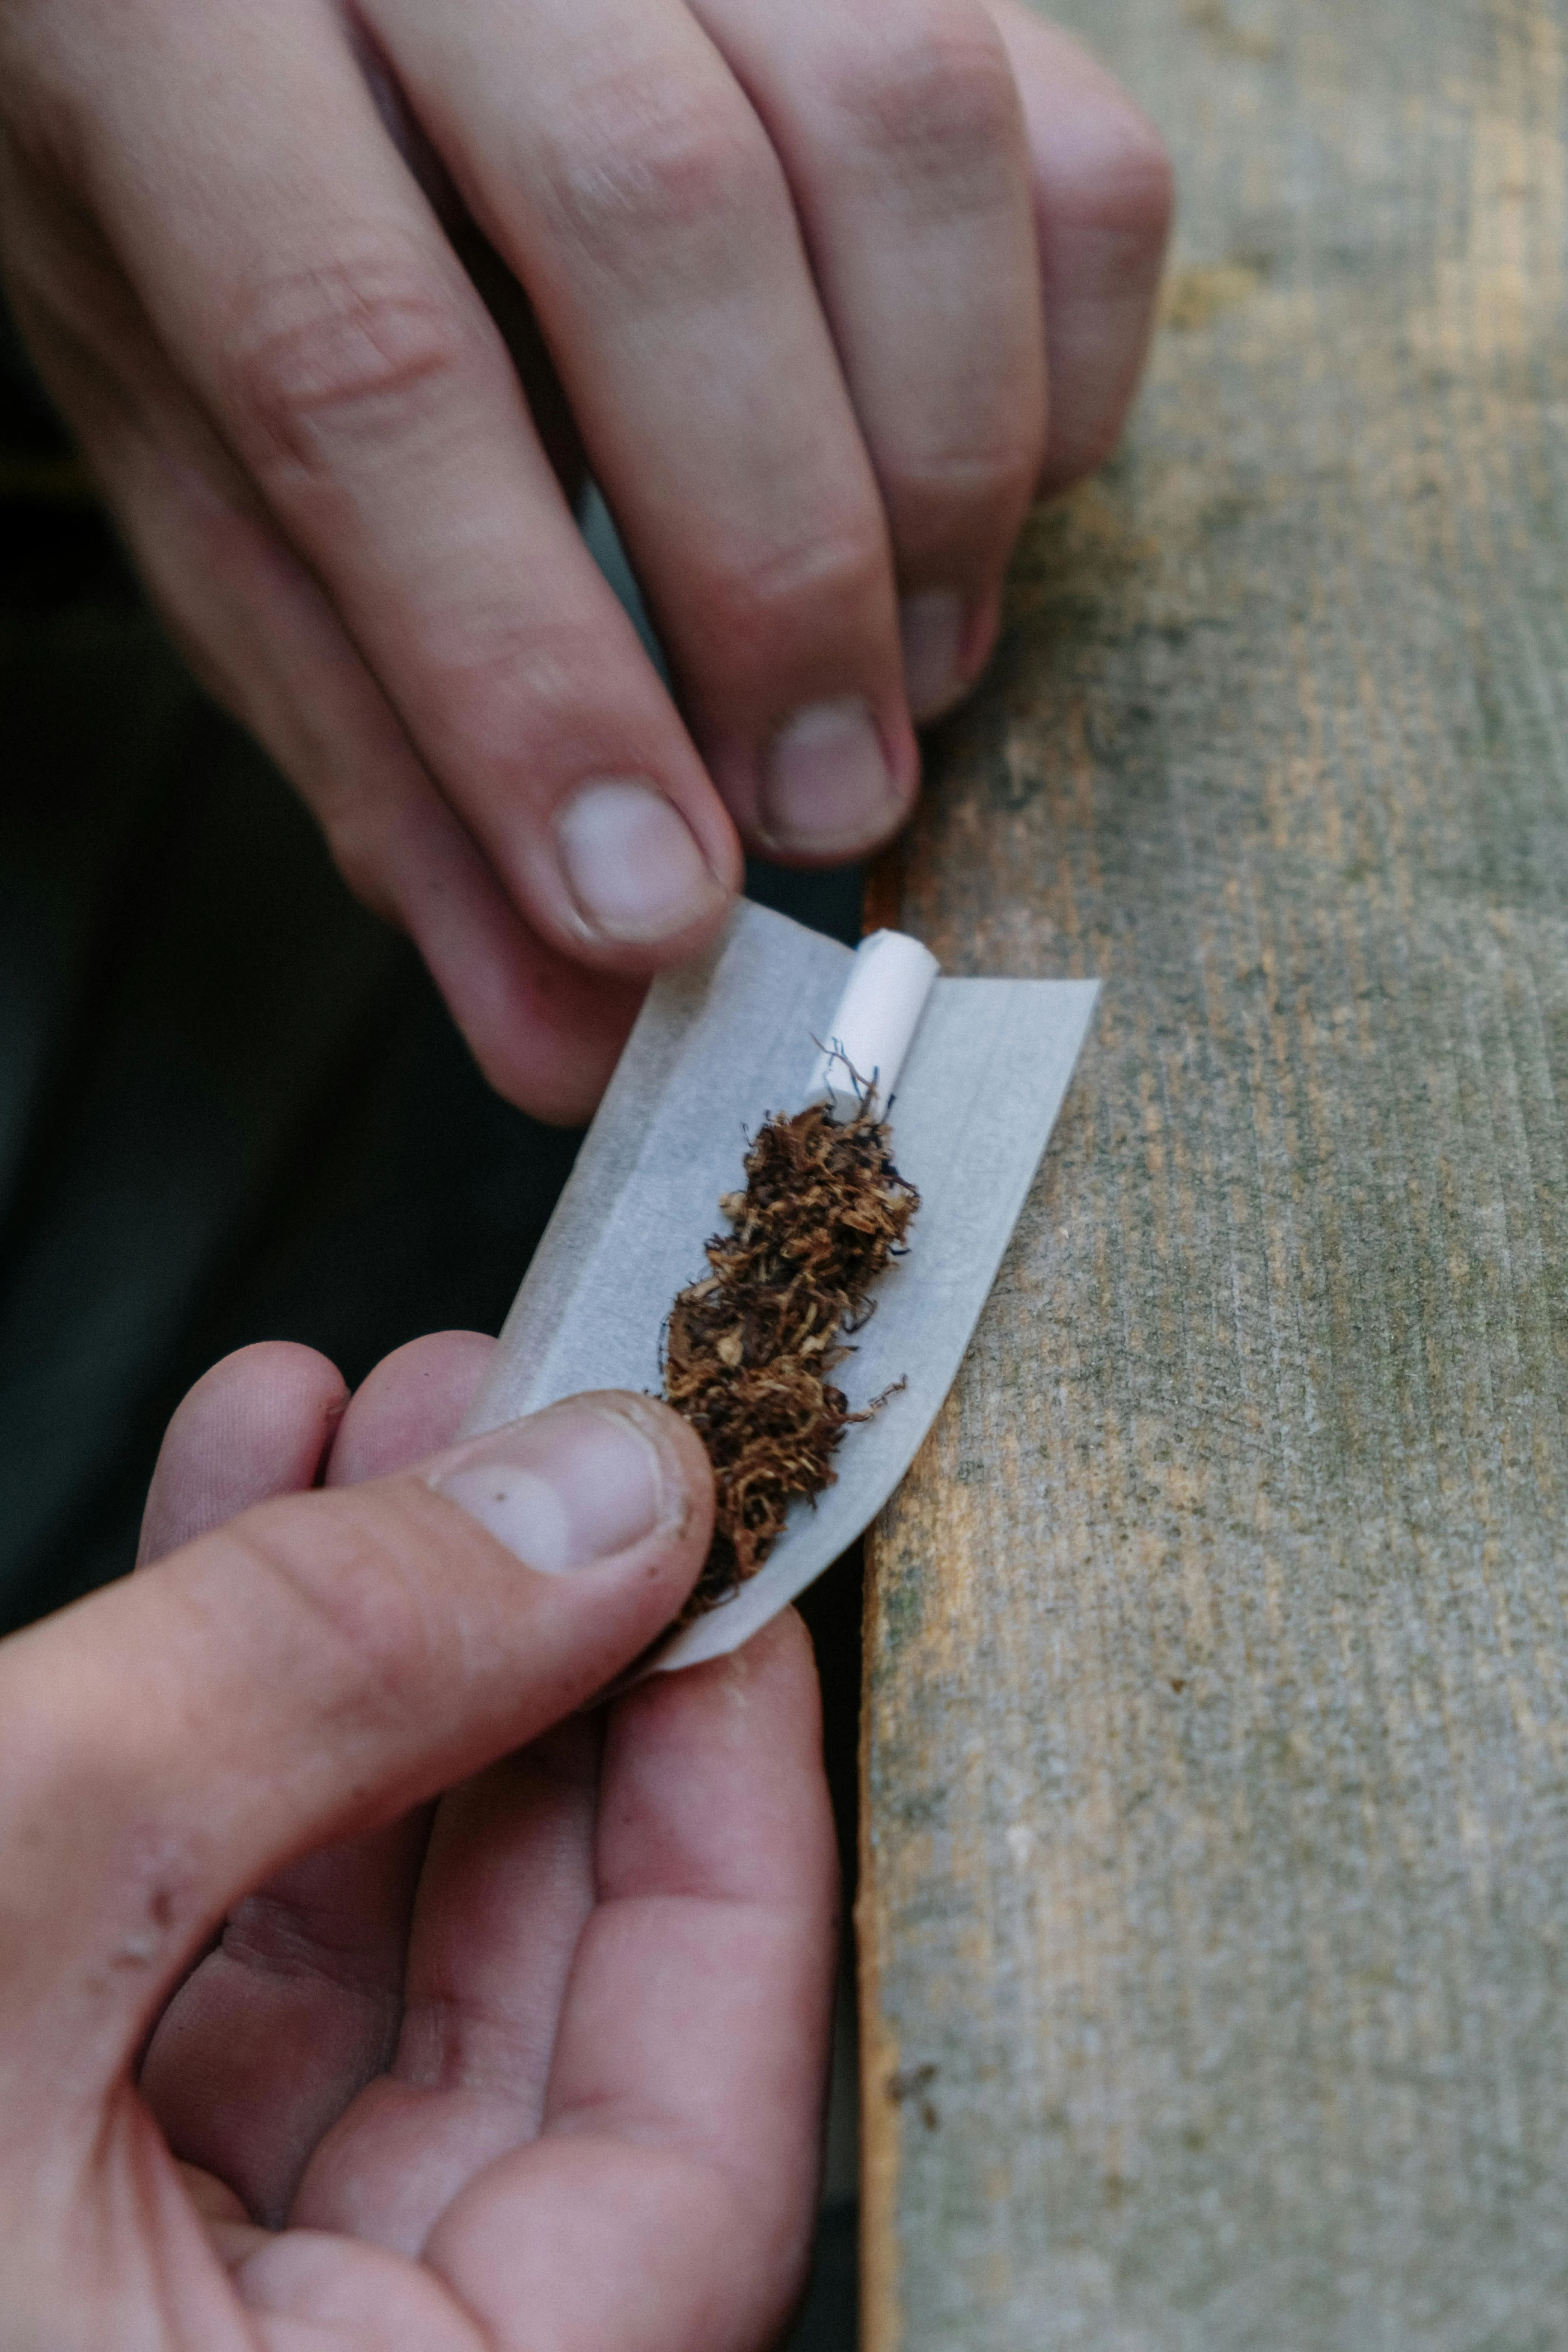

[859,2,1568,2344]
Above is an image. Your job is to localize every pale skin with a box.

[0,1332,839,2349]
[0,0,1172,1121]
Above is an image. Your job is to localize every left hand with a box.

[0,1332,839,2349]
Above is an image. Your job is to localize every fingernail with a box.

[761,698,901,855]
[432,1401,668,1573]
[899,592,967,723]
[556,778,722,943]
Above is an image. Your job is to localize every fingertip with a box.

[747,699,919,868]
[425,1389,715,1593]
[616,1605,827,1777]
[588,1390,719,1579]
[392,836,649,1122]
[597,1602,836,1925]
[710,1607,822,1698]
[903,583,1004,728]
[675,1608,829,1764]
[139,1342,348,1566]
[750,1602,822,1683]
[551,778,741,961]
[987,0,1173,190]
[325,1331,498,1487]
[468,976,644,1128]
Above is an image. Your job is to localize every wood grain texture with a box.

[858,2,1568,2345]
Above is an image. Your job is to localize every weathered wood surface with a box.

[859,1,1568,2344]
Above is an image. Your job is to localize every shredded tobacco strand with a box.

[662,1101,919,1618]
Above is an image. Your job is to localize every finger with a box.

[690,0,1046,724]
[121,429,648,1119]
[413,1615,838,2352]
[0,1390,714,2125]
[5,208,648,1123]
[141,1335,498,2223]
[121,420,648,1121]
[366,0,920,861]
[323,1331,498,1487]
[142,1811,433,2228]
[984,0,1174,493]
[290,1718,602,2251]
[137,1342,348,1566]
[69,0,741,972]
[286,1337,595,2247]
[355,40,593,500]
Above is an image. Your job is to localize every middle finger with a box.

[367,0,921,862]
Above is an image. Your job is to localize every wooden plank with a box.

[858,1,1568,2344]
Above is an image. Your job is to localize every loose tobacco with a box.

[662,1100,919,1617]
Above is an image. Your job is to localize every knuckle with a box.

[694,518,891,666]
[542,73,778,265]
[228,1495,436,1735]
[830,7,1023,190]
[884,436,1041,542]
[386,605,616,775]
[220,249,473,473]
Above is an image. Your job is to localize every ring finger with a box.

[691,0,1047,723]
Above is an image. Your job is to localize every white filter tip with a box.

[803,929,940,1119]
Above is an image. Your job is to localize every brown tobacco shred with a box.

[662,1102,919,1619]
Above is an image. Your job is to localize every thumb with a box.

[0,1392,712,2098]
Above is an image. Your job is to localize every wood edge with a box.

[858,837,908,2351]
[861,841,908,940]
[857,1510,903,2352]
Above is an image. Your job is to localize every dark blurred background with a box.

[0,300,860,2350]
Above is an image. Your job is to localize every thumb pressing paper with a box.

[461,898,1097,1672]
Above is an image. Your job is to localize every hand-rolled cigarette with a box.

[460,900,1098,1672]
[655,929,937,1619]
[802,929,939,1119]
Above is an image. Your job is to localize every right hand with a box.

[0,0,1170,1119]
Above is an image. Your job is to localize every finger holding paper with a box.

[0,1334,836,2349]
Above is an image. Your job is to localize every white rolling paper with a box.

[461,899,1098,1672]
[803,927,939,1119]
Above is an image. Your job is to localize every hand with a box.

[0,0,1170,1118]
[0,1333,838,2349]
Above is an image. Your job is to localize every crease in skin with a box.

[219,1900,415,1999]
[394,2001,553,2097]
[537,2078,791,2207]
